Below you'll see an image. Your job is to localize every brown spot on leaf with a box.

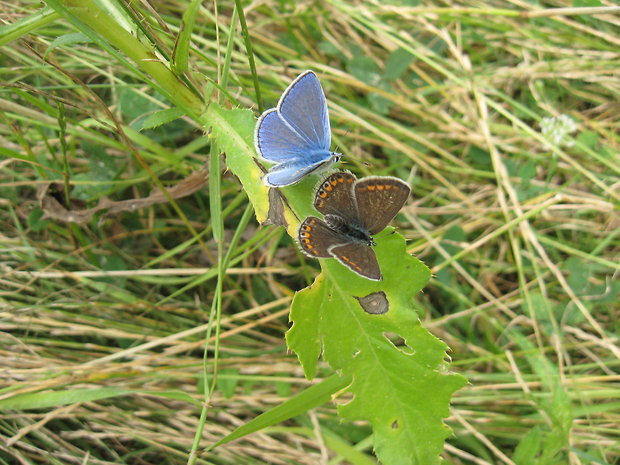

[355,291,389,315]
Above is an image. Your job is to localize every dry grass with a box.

[1,0,619,464]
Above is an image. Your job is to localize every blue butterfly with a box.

[254,70,341,187]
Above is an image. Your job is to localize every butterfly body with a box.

[255,71,341,187]
[298,172,410,281]
[324,214,375,247]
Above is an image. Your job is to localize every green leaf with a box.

[526,291,555,331]
[216,369,240,399]
[0,7,59,48]
[513,426,542,465]
[71,141,119,200]
[384,47,413,81]
[287,232,467,465]
[27,208,50,232]
[518,160,537,182]
[576,130,599,149]
[465,145,492,168]
[140,107,185,130]
[442,225,466,255]
[171,0,201,74]
[0,388,199,410]
[322,427,377,465]
[117,87,161,126]
[210,373,350,449]
[206,104,270,225]
[45,32,91,57]
[347,55,382,85]
[564,256,592,294]
[573,0,602,7]
[368,90,393,116]
[513,334,574,464]
[209,144,224,242]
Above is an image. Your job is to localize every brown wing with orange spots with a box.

[313,172,360,225]
[298,216,348,258]
[354,176,410,235]
[328,242,382,281]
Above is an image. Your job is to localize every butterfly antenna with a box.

[334,128,350,160]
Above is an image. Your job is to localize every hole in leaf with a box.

[383,332,415,355]
[391,419,399,429]
[354,291,389,314]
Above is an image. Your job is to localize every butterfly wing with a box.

[264,159,334,187]
[329,242,382,281]
[298,216,349,258]
[255,109,318,163]
[313,172,361,225]
[255,71,336,186]
[278,71,331,152]
[354,176,411,235]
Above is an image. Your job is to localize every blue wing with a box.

[255,71,331,163]
[263,158,333,187]
[278,71,331,152]
[255,109,320,163]
[255,71,337,186]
